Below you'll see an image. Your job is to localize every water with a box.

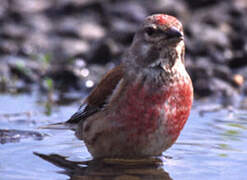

[0,93,247,180]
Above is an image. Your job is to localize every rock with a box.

[0,0,247,105]
[183,0,225,9]
[58,38,90,59]
[105,1,147,22]
[6,56,41,83]
[0,40,19,54]
[9,0,51,14]
[88,38,121,64]
[210,78,239,107]
[0,129,46,144]
[43,66,82,91]
[77,21,106,40]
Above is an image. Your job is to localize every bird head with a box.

[126,14,185,71]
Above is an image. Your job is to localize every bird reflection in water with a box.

[34,152,172,180]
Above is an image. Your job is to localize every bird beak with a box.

[165,27,183,40]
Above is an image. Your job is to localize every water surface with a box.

[0,93,246,180]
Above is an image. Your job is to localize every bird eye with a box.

[145,27,155,36]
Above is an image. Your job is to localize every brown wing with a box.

[66,64,124,124]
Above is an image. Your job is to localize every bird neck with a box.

[160,44,185,74]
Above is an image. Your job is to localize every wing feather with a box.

[66,65,124,124]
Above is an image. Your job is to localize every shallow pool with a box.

[0,93,247,180]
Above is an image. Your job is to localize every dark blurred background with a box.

[0,0,247,106]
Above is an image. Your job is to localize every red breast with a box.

[112,74,193,143]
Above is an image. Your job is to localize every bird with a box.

[50,14,193,159]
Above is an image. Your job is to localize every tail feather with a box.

[38,122,77,130]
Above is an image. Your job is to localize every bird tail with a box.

[38,122,77,130]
